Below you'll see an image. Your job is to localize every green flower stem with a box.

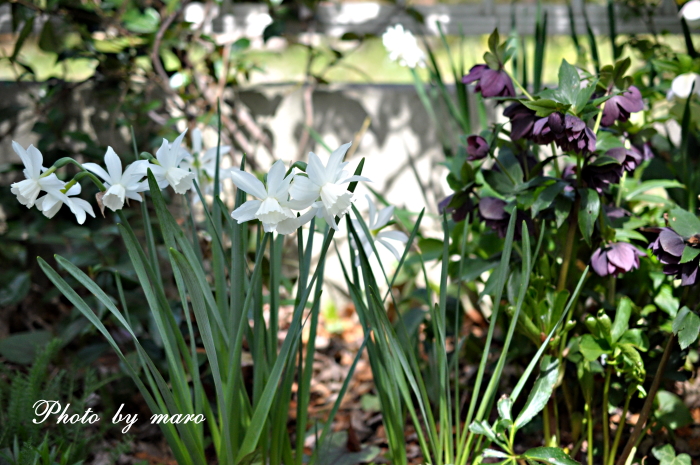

[550,142,562,179]
[593,101,607,134]
[608,387,633,465]
[585,401,594,465]
[557,194,580,291]
[505,70,534,101]
[616,172,627,207]
[602,366,612,464]
[615,333,676,465]
[62,170,106,193]
[40,157,87,178]
[543,402,551,447]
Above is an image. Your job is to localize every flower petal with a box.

[83,163,112,184]
[231,200,262,223]
[376,230,408,243]
[104,147,123,183]
[230,169,268,199]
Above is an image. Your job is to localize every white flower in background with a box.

[667,72,700,99]
[83,147,149,212]
[382,24,426,69]
[149,129,196,194]
[230,160,312,234]
[35,183,95,225]
[351,195,409,266]
[10,142,64,208]
[680,0,700,27]
[181,128,232,190]
[289,142,370,230]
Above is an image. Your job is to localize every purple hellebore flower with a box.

[466,135,489,161]
[503,103,538,140]
[649,227,700,286]
[439,188,475,223]
[591,242,646,277]
[605,146,644,173]
[581,159,623,193]
[531,113,596,154]
[463,64,515,98]
[478,197,531,239]
[604,205,631,220]
[601,86,644,127]
[632,142,654,162]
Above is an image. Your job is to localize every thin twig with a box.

[615,334,676,465]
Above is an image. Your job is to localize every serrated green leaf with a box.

[532,181,567,217]
[579,334,611,361]
[514,357,559,429]
[611,297,631,343]
[680,246,700,264]
[656,390,693,430]
[578,188,600,245]
[521,446,578,465]
[668,207,700,238]
[673,306,700,349]
[556,59,581,105]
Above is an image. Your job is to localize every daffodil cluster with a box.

[9,128,229,223]
[230,142,370,234]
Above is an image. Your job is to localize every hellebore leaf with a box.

[521,446,578,465]
[673,306,700,350]
[668,207,700,238]
[578,188,600,246]
[514,356,560,429]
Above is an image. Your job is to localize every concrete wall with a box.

[0,82,473,216]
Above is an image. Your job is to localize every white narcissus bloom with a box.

[149,129,196,194]
[10,141,64,208]
[83,147,149,212]
[668,72,700,99]
[351,195,409,266]
[181,128,232,181]
[35,183,95,224]
[680,0,700,27]
[230,160,313,234]
[289,142,370,230]
[382,24,426,69]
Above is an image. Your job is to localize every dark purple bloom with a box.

[604,205,631,220]
[530,113,596,154]
[504,103,537,140]
[478,197,531,239]
[591,242,646,277]
[466,135,489,161]
[632,142,654,162]
[439,188,475,223]
[581,159,623,193]
[605,146,644,173]
[479,197,509,236]
[556,114,596,154]
[601,86,644,127]
[649,228,700,286]
[463,64,515,98]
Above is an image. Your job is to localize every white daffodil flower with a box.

[182,128,232,180]
[10,141,64,208]
[351,195,409,266]
[149,129,196,194]
[35,183,95,225]
[681,0,700,27]
[230,160,312,234]
[668,72,700,99]
[382,24,426,69]
[289,142,370,230]
[83,147,149,212]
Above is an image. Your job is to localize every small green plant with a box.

[0,340,122,465]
